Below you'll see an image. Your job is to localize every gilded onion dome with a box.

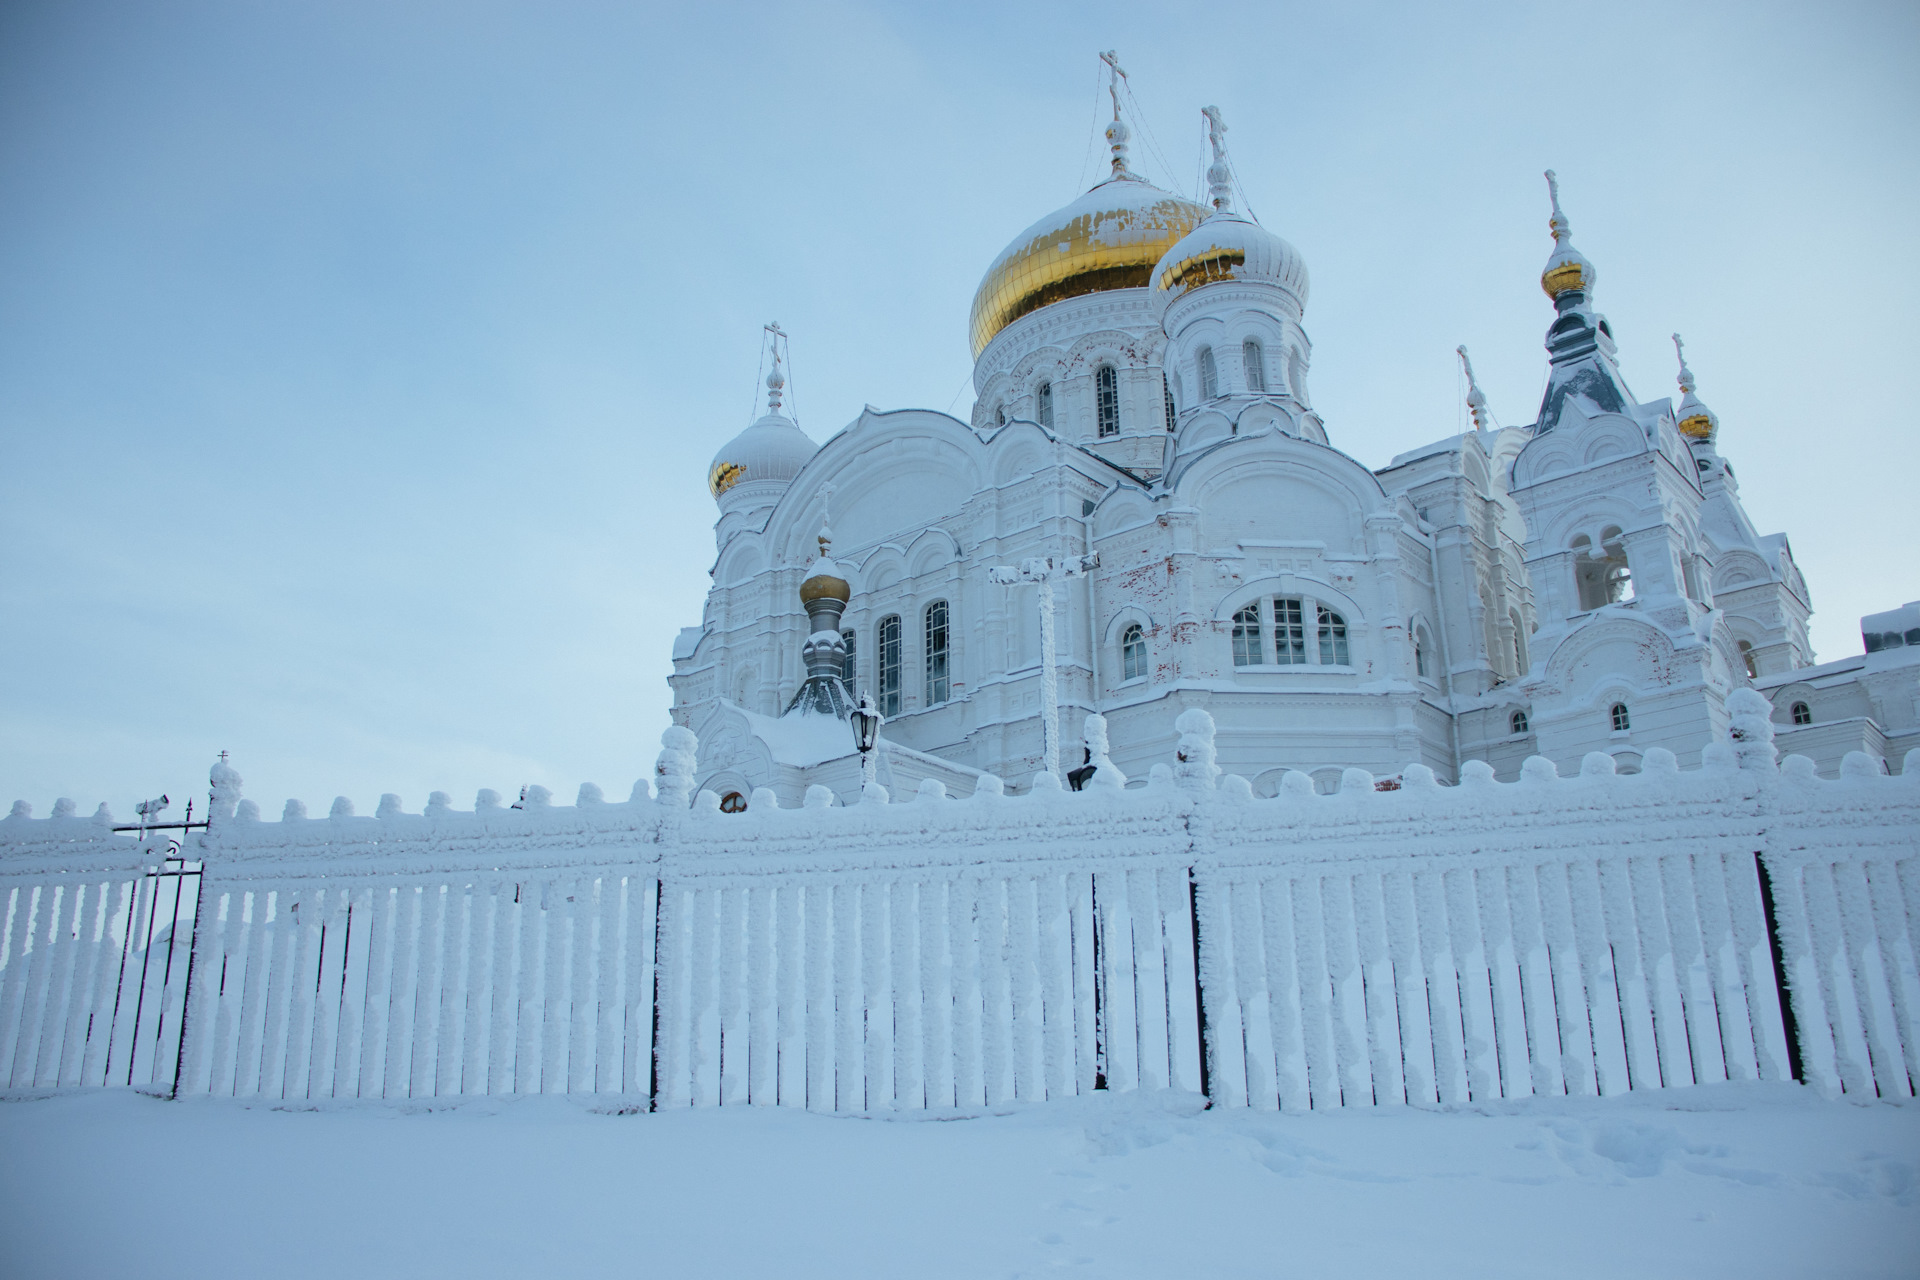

[1151,106,1307,314]
[799,518,850,604]
[969,175,1208,358]
[1540,169,1595,300]
[708,354,816,502]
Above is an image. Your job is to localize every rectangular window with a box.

[1163,375,1176,431]
[1121,624,1146,681]
[1096,365,1119,437]
[1231,605,1263,667]
[1198,347,1218,400]
[1037,381,1053,429]
[1274,597,1306,664]
[877,615,902,717]
[841,628,857,688]
[1317,605,1349,665]
[923,600,949,706]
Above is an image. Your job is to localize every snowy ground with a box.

[1,1085,1915,1278]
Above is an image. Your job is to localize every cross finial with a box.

[1672,332,1695,393]
[1202,105,1233,212]
[818,483,834,559]
[1099,51,1133,178]
[764,321,787,414]
[1545,169,1569,243]
[1457,345,1490,431]
[218,750,229,764]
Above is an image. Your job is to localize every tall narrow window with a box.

[1274,597,1306,664]
[1511,610,1528,674]
[1096,365,1119,437]
[1231,606,1263,668]
[1317,605,1350,665]
[1036,381,1053,429]
[1121,623,1146,681]
[1610,702,1631,732]
[994,405,1006,427]
[841,628,857,688]
[923,601,949,705]
[1243,339,1266,392]
[1162,375,1176,431]
[1791,701,1812,726]
[1198,346,1218,399]
[1414,626,1431,678]
[1737,640,1758,679]
[1511,710,1530,734]
[876,615,902,717]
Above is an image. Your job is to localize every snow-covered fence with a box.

[0,825,202,1092]
[2,702,1916,1112]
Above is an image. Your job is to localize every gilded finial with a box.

[1099,50,1133,178]
[1539,169,1593,299]
[1671,332,1717,440]
[1457,345,1490,431]
[1202,105,1234,213]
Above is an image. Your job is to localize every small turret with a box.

[1672,333,1719,442]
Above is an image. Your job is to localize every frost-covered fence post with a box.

[1081,715,1126,791]
[655,727,698,809]
[1172,709,1219,793]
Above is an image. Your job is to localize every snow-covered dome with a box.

[1539,169,1595,301]
[1150,209,1308,313]
[708,360,817,501]
[969,173,1208,358]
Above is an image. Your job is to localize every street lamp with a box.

[850,693,883,790]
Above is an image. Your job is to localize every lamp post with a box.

[986,553,1097,779]
[850,693,883,790]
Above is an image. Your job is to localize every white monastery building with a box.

[668,86,1919,808]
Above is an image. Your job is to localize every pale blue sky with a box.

[3,0,1916,819]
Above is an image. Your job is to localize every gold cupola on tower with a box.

[967,53,1208,358]
[1539,169,1596,300]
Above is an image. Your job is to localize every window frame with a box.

[841,627,857,690]
[1036,381,1053,429]
[1610,702,1631,733]
[1242,338,1266,393]
[1511,710,1530,735]
[1095,364,1120,437]
[1790,700,1812,726]
[923,600,950,706]
[1231,605,1263,668]
[1198,346,1218,400]
[1121,623,1147,682]
[1317,604,1350,666]
[876,614,902,717]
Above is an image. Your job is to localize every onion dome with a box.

[798,505,850,605]
[969,111,1208,359]
[708,353,816,502]
[1458,346,1491,431]
[1671,333,1719,441]
[1151,106,1308,314]
[1540,170,1595,300]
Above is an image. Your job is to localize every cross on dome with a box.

[1457,345,1490,431]
[1099,50,1133,178]
[1202,105,1234,213]
[1540,169,1595,300]
[1672,332,1719,440]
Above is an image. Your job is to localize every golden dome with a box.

[1541,258,1591,299]
[799,571,850,605]
[969,176,1208,358]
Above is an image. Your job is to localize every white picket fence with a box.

[2,737,1916,1112]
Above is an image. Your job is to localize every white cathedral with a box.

[668,92,1919,808]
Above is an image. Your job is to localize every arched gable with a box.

[769,409,985,559]
[1541,616,1680,705]
[1174,434,1389,553]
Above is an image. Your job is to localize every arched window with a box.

[1737,639,1759,679]
[1121,623,1147,682]
[1574,530,1634,610]
[923,600,950,705]
[1288,348,1308,403]
[1610,702,1631,733]
[1096,364,1119,437]
[994,404,1006,427]
[841,628,857,688]
[719,791,748,814]
[1231,605,1263,667]
[1414,625,1431,678]
[876,615,902,717]
[1511,710,1530,735]
[1317,605,1349,665]
[1243,339,1266,393]
[1036,381,1053,429]
[1198,346,1218,399]
[1162,375,1176,431]
[1791,700,1813,726]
